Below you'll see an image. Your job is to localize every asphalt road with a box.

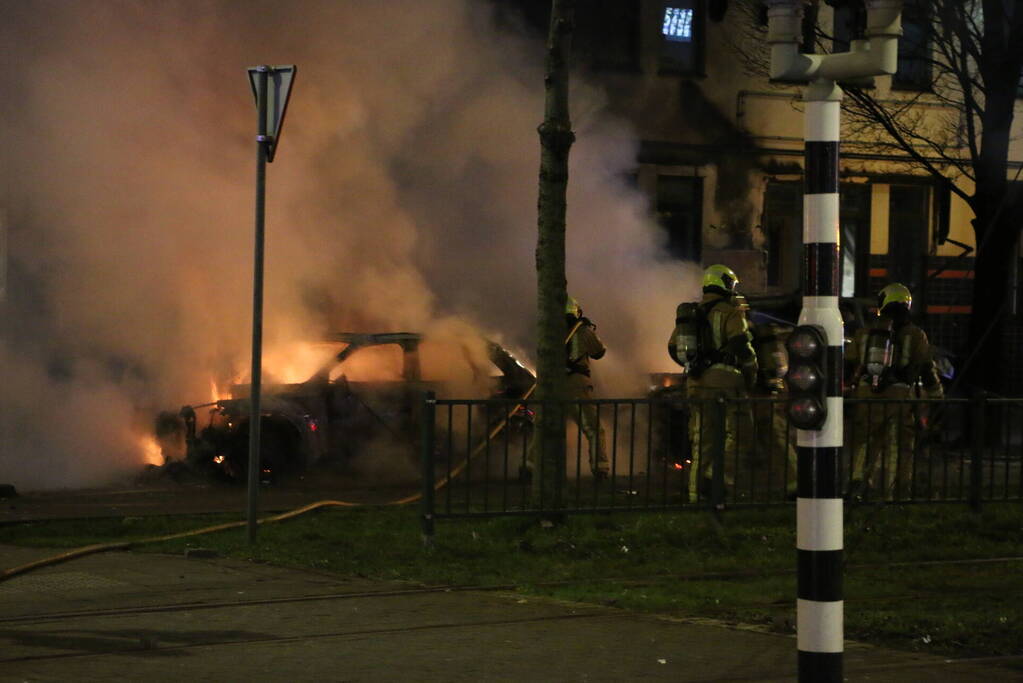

[1,545,1020,682]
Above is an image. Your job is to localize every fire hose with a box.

[0,321,584,583]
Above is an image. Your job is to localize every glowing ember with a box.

[140,435,165,466]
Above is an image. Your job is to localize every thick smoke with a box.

[0,0,699,490]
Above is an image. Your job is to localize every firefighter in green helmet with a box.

[564,295,610,478]
[848,283,944,500]
[669,264,757,501]
[524,295,608,482]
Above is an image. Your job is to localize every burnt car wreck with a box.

[153,332,535,483]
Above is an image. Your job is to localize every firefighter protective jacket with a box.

[700,291,758,384]
[566,317,606,377]
[851,316,944,397]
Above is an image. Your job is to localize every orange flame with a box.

[202,340,410,404]
[139,435,165,466]
[260,342,338,384]
[210,378,226,402]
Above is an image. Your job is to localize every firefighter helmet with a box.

[566,295,581,317]
[878,283,912,312]
[702,264,739,293]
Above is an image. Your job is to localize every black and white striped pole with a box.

[794,79,845,681]
[765,2,902,680]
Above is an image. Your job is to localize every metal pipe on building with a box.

[765,2,903,681]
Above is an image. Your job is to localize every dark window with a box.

[659,1,704,75]
[1011,183,1023,317]
[1013,237,1022,318]
[933,179,952,245]
[762,182,871,295]
[892,4,931,90]
[832,4,865,53]
[888,185,930,290]
[574,1,640,71]
[839,184,872,297]
[762,182,803,290]
[656,175,703,262]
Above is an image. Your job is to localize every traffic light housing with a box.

[786,325,828,430]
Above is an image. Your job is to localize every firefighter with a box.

[669,264,757,501]
[849,283,945,500]
[750,322,798,499]
[565,296,610,478]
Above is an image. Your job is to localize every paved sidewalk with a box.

[0,545,1017,682]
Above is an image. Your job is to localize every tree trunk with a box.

[533,0,575,507]
[965,193,1021,395]
[963,6,1023,395]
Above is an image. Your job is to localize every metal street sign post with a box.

[247,65,296,162]
[246,64,295,543]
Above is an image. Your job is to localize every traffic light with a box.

[785,325,828,430]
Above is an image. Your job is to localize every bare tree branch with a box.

[844,86,975,201]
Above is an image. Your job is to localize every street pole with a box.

[247,65,269,544]
[797,78,845,681]
[765,2,902,680]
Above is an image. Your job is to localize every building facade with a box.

[505,0,1023,393]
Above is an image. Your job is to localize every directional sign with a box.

[247,64,296,162]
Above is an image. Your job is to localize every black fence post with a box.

[421,391,436,546]
[970,393,986,513]
[711,397,727,517]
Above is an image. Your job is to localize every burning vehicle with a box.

[154,332,535,483]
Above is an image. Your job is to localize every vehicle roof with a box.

[325,332,421,346]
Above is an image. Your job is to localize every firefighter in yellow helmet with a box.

[669,265,757,501]
[750,322,798,500]
[849,283,944,500]
[565,296,610,478]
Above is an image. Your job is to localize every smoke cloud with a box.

[0,0,699,490]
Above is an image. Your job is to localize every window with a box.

[888,185,930,290]
[761,183,870,295]
[574,1,640,71]
[662,7,694,42]
[762,182,802,291]
[493,1,640,72]
[892,3,931,90]
[839,184,871,297]
[659,1,704,75]
[831,4,865,54]
[656,175,703,262]
[1013,236,1022,318]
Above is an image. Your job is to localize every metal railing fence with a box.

[418,393,1023,534]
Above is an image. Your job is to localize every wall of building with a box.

[570,1,1023,391]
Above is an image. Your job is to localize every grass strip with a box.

[1,502,1020,661]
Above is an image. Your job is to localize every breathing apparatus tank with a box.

[669,301,705,375]
[863,320,895,391]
